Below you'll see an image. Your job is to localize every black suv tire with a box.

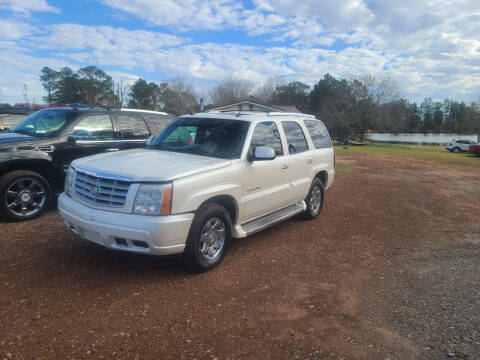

[182,203,232,272]
[0,170,52,221]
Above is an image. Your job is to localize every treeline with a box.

[40,67,479,136]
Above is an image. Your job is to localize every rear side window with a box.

[144,115,172,136]
[70,115,114,140]
[250,122,283,156]
[304,120,332,149]
[117,115,150,139]
[281,121,309,154]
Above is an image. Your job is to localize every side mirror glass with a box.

[254,146,276,161]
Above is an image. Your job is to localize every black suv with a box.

[0,107,172,221]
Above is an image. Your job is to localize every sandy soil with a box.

[1,152,479,360]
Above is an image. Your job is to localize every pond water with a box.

[365,133,479,145]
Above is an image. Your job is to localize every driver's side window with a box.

[70,115,114,140]
[250,122,283,156]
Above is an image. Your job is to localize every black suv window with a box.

[250,122,283,156]
[9,109,75,137]
[281,121,309,154]
[304,120,332,149]
[70,115,114,140]
[117,115,150,139]
[143,115,172,136]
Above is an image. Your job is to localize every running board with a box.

[240,201,306,236]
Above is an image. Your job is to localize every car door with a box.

[115,113,152,151]
[243,121,291,221]
[280,120,313,202]
[53,113,119,173]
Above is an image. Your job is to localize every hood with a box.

[0,132,35,145]
[72,148,232,182]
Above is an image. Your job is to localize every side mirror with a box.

[254,146,276,161]
[67,134,88,143]
[146,135,155,146]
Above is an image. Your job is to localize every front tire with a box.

[304,178,324,220]
[453,147,461,153]
[182,203,232,272]
[0,170,52,221]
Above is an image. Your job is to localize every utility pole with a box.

[22,85,29,106]
[112,80,115,108]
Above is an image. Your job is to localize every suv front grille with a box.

[74,170,131,208]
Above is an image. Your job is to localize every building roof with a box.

[206,100,301,114]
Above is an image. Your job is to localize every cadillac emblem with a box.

[91,184,101,197]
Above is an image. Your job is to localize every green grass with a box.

[334,142,480,168]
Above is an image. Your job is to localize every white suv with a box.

[58,112,335,271]
[446,139,478,153]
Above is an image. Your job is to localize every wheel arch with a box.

[0,160,57,189]
[198,194,239,225]
[314,170,328,188]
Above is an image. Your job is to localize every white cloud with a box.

[0,0,60,14]
[1,0,480,104]
[0,19,35,43]
[28,24,186,52]
[100,0,243,31]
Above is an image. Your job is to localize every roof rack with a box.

[67,103,89,109]
[267,112,316,118]
[120,108,169,115]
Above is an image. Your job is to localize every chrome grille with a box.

[74,170,130,207]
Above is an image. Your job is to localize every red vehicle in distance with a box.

[469,144,480,156]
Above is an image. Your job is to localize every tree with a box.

[253,76,285,104]
[128,79,165,110]
[348,75,400,140]
[39,67,59,104]
[274,81,310,111]
[77,66,115,107]
[310,74,353,138]
[39,66,117,106]
[54,67,81,104]
[209,78,254,106]
[162,78,198,116]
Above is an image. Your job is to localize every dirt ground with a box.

[1,152,479,360]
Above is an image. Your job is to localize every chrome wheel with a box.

[199,217,226,260]
[5,177,47,218]
[309,185,322,214]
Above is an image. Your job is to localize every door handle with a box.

[105,148,119,152]
[306,159,313,164]
[281,164,289,170]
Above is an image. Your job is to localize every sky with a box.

[0,0,479,105]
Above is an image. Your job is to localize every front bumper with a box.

[58,193,194,255]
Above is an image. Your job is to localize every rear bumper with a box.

[58,193,194,255]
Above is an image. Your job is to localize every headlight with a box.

[65,166,75,196]
[133,184,172,215]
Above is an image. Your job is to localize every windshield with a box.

[151,117,250,159]
[9,109,75,137]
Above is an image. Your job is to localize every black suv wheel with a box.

[0,170,52,221]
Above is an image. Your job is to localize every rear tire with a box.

[304,178,324,220]
[0,170,52,221]
[182,203,232,272]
